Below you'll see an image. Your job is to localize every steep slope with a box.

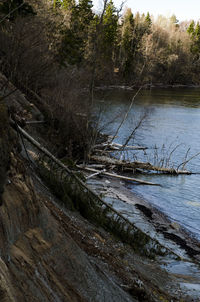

[0,72,135,301]
[1,73,200,301]
[0,153,134,302]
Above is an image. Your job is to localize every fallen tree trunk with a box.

[78,166,160,186]
[86,170,106,180]
[112,142,147,150]
[93,142,147,151]
[90,155,192,175]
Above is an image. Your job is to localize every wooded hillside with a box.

[1,0,200,87]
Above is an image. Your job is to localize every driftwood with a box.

[86,164,106,169]
[110,142,147,150]
[26,120,45,125]
[78,166,160,186]
[86,170,106,180]
[90,155,192,175]
[93,142,147,151]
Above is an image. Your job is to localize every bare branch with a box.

[116,0,126,18]
[0,2,25,24]
[120,111,147,152]
[177,151,200,171]
[109,86,143,145]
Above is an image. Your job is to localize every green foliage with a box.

[187,20,195,36]
[49,0,200,84]
[103,0,118,46]
[58,0,94,65]
[195,22,200,37]
[119,9,152,81]
[145,12,152,29]
[59,28,84,64]
[187,21,200,61]
[53,0,75,10]
[2,0,200,92]
[63,0,76,10]
[120,8,136,78]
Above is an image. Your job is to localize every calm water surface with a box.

[94,88,200,240]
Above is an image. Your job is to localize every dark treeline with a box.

[47,0,200,85]
[1,0,200,86]
[48,0,200,85]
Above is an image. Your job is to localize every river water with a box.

[94,88,200,240]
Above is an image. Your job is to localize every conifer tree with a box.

[59,0,94,65]
[101,0,118,62]
[120,8,135,78]
[187,20,195,36]
[145,12,152,28]
[62,0,75,10]
[72,0,94,32]
[192,22,200,55]
[103,0,118,45]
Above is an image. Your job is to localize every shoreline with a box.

[87,174,200,262]
[95,84,200,90]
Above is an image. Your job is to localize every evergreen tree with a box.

[59,0,94,65]
[72,0,94,32]
[103,0,118,45]
[62,0,75,10]
[120,8,135,78]
[53,0,75,10]
[195,22,200,37]
[145,12,152,28]
[192,22,200,55]
[187,20,195,36]
[143,12,152,34]
[187,21,200,58]
[101,0,118,62]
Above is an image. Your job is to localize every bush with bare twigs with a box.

[0,17,53,92]
[40,67,93,160]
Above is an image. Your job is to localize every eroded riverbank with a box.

[86,173,200,300]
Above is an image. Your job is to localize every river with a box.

[94,87,200,240]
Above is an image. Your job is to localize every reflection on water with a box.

[94,88,200,240]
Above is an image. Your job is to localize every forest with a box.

[1,0,200,86]
[1,0,200,159]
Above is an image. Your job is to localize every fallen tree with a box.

[78,165,160,186]
[90,155,192,175]
[92,142,147,151]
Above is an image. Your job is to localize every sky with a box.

[93,0,200,22]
